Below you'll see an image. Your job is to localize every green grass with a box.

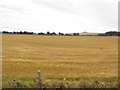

[19,77,33,82]
[2,76,117,82]
[2,77,33,83]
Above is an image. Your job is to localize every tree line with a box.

[2,31,64,35]
[98,31,120,36]
[2,31,75,36]
[2,31,120,36]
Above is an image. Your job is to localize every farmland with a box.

[2,34,118,88]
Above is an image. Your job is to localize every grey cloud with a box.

[34,1,117,24]
[34,1,82,16]
[0,4,30,14]
[0,24,30,31]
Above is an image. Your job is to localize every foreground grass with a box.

[3,77,118,88]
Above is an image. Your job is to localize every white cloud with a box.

[0,0,118,33]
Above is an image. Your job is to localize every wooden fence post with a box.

[37,70,43,88]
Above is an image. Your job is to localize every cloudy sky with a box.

[0,0,118,33]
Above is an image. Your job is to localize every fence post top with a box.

[37,70,41,72]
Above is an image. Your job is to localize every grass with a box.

[19,77,33,82]
[3,78,117,88]
[2,34,118,88]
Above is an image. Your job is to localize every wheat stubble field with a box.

[2,34,118,87]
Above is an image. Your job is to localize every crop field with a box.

[70,33,102,35]
[2,34,118,87]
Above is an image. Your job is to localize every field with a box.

[2,34,118,88]
[70,33,102,35]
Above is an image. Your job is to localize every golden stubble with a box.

[2,34,118,80]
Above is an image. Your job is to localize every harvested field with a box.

[2,34,118,87]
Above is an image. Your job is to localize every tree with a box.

[46,31,50,35]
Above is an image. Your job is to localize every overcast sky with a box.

[0,0,118,33]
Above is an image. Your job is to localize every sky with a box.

[0,0,119,33]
